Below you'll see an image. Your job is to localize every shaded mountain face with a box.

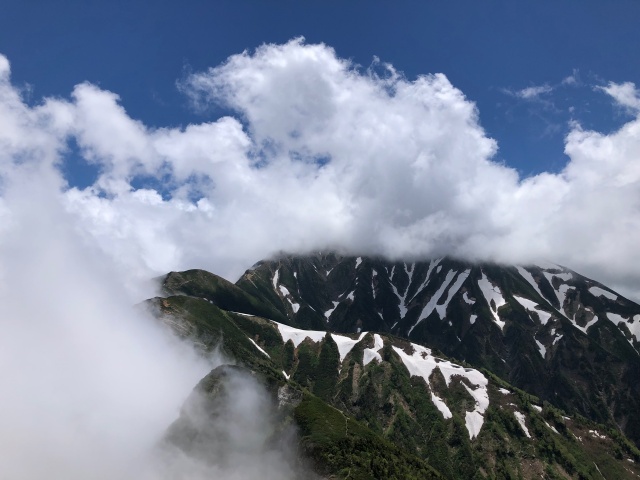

[213,254,640,447]
[148,292,640,479]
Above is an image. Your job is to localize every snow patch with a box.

[409,270,457,335]
[589,429,607,440]
[498,388,511,395]
[393,344,489,438]
[607,312,626,324]
[363,334,384,366]
[324,301,339,320]
[544,421,559,434]
[287,298,300,313]
[478,272,506,330]
[275,322,366,364]
[606,312,640,345]
[516,266,544,298]
[332,332,366,362]
[589,286,617,300]
[431,392,453,419]
[462,382,490,424]
[513,411,532,438]
[554,272,573,281]
[282,370,290,380]
[390,273,410,319]
[557,284,574,317]
[435,269,470,319]
[513,295,553,325]
[542,271,575,317]
[553,334,563,345]
[409,258,441,303]
[463,291,475,305]
[278,284,290,296]
[465,411,484,439]
[355,257,362,268]
[469,314,477,325]
[272,268,280,290]
[275,322,326,347]
[248,338,270,358]
[535,339,546,358]
[516,266,545,300]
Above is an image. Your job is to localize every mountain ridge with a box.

[147,285,640,479]
[160,253,640,449]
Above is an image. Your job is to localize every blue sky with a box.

[3,0,639,180]
[1,1,640,299]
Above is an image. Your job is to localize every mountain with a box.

[147,256,640,479]
[229,254,640,447]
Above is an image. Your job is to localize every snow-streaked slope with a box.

[409,269,457,335]
[274,319,489,438]
[392,343,489,437]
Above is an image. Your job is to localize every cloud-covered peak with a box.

[1,41,640,300]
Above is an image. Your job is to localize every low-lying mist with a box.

[155,365,312,480]
[0,167,306,478]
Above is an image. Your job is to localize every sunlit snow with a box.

[513,411,532,438]
[363,334,384,366]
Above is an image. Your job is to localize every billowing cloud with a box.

[599,81,640,113]
[1,38,640,305]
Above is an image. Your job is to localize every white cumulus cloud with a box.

[1,38,640,304]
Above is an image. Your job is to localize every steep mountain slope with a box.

[232,254,640,447]
[147,292,640,479]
